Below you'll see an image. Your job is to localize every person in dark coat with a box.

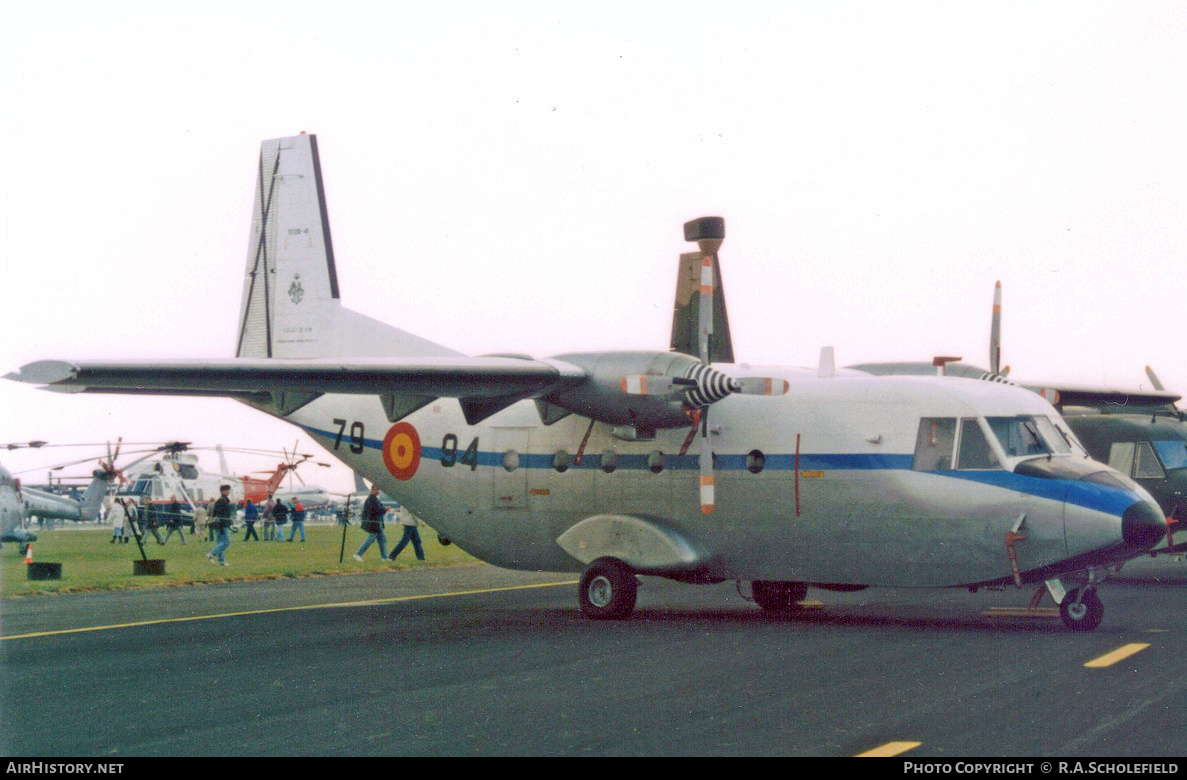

[271,499,289,543]
[162,496,186,545]
[352,485,389,561]
[207,485,234,566]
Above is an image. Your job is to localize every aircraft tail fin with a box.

[670,217,735,364]
[235,134,460,360]
[79,471,112,522]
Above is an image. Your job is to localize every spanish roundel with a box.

[382,422,421,481]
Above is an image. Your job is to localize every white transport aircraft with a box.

[6,134,1168,630]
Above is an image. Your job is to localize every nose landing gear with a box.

[1058,586,1104,632]
[1048,566,1113,632]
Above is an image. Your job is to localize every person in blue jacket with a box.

[242,499,260,541]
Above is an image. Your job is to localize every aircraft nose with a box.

[1122,499,1166,549]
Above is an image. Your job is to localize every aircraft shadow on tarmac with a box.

[388,602,1079,636]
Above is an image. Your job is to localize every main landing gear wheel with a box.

[752,580,808,615]
[578,558,638,620]
[1060,587,1104,632]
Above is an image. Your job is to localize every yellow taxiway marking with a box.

[1084,643,1150,668]
[856,741,922,757]
[0,580,579,642]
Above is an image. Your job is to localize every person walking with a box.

[262,494,277,541]
[388,505,426,563]
[206,499,218,541]
[142,499,165,545]
[242,499,260,541]
[162,496,187,545]
[352,485,388,561]
[106,497,124,543]
[287,499,306,542]
[207,485,233,566]
[193,501,209,540]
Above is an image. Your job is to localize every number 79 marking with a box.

[332,418,365,454]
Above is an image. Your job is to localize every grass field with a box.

[0,523,479,597]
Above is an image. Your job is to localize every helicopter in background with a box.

[0,448,111,551]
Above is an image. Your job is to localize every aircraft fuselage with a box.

[281,369,1162,589]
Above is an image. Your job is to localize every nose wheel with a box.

[1059,587,1104,632]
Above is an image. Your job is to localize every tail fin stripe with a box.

[309,135,340,301]
[236,148,282,358]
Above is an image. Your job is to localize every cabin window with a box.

[1153,441,1187,471]
[552,451,572,473]
[957,419,1001,470]
[648,450,665,474]
[913,418,956,471]
[746,450,765,474]
[502,450,519,472]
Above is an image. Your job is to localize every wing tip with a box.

[5,361,79,386]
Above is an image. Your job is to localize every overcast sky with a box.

[2,2,1184,492]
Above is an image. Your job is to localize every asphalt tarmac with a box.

[2,556,1185,757]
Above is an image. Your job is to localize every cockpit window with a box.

[987,416,1050,458]
[1134,442,1166,479]
[1153,440,1187,471]
[1109,441,1168,479]
[1034,416,1072,455]
[1049,416,1088,456]
[913,418,956,471]
[957,419,1001,470]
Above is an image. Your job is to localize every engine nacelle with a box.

[545,351,703,434]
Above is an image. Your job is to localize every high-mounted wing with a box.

[6,357,589,426]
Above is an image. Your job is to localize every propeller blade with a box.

[1146,366,1166,392]
[734,377,791,396]
[990,281,1002,376]
[699,411,714,515]
[698,253,713,364]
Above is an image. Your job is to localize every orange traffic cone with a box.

[24,544,33,564]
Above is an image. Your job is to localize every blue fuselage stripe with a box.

[300,424,1137,518]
